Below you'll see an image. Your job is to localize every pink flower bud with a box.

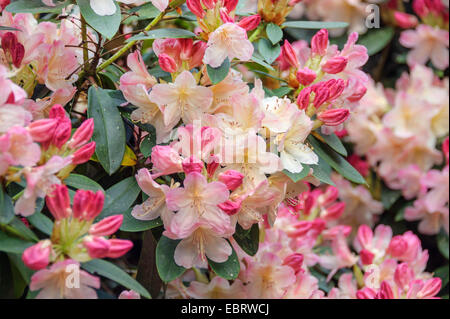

[320,186,339,206]
[325,78,346,101]
[48,104,66,119]
[1,32,24,68]
[220,8,234,23]
[189,41,207,69]
[443,137,449,165]
[22,240,51,270]
[46,184,71,220]
[419,278,442,298]
[347,81,367,102]
[238,14,261,31]
[105,239,133,258]
[69,118,94,149]
[89,215,124,237]
[378,281,395,299]
[356,287,377,299]
[187,0,205,18]
[0,0,11,11]
[179,39,193,60]
[218,170,244,191]
[281,40,299,68]
[312,86,330,108]
[393,11,418,28]
[322,56,348,74]
[72,141,96,165]
[394,263,414,290]
[413,0,428,17]
[206,154,220,177]
[318,108,350,126]
[282,253,304,275]
[387,235,408,258]
[325,202,345,220]
[360,249,375,265]
[202,0,215,9]
[182,156,204,174]
[51,118,72,149]
[119,290,141,299]
[356,225,373,249]
[296,67,316,86]
[151,145,183,176]
[311,29,329,56]
[223,0,238,12]
[159,53,178,73]
[72,189,105,221]
[297,87,312,110]
[28,119,58,143]
[218,199,241,216]
[83,236,111,259]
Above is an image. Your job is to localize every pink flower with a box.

[400,25,449,70]
[22,240,52,270]
[164,172,230,238]
[353,224,392,264]
[118,290,141,299]
[149,71,213,130]
[203,23,254,68]
[186,276,247,299]
[30,260,100,299]
[150,145,183,176]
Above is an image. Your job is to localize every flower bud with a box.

[238,14,261,31]
[106,239,133,258]
[419,278,442,298]
[282,253,304,275]
[312,86,330,108]
[223,0,238,12]
[186,0,205,18]
[151,145,183,176]
[202,0,215,9]
[22,240,52,270]
[206,154,220,177]
[48,104,66,119]
[378,281,395,299]
[319,186,339,206]
[360,249,375,265]
[51,118,72,149]
[179,39,193,60]
[218,170,244,191]
[182,156,204,174]
[69,118,94,149]
[297,87,312,110]
[322,56,348,74]
[159,53,178,73]
[356,287,377,299]
[28,119,58,143]
[296,67,316,86]
[311,29,329,56]
[218,199,241,216]
[394,263,414,290]
[443,137,449,165]
[119,290,141,299]
[83,236,111,259]
[393,11,418,28]
[220,8,234,23]
[317,108,350,126]
[1,32,25,68]
[72,141,96,165]
[46,184,71,220]
[89,215,124,237]
[324,202,345,220]
[325,78,346,101]
[72,189,105,221]
[281,40,299,68]
[387,235,408,258]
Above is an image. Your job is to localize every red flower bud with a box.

[182,156,204,175]
[322,56,348,74]
[317,108,350,126]
[89,215,124,237]
[296,67,316,86]
[22,240,52,270]
[311,29,329,56]
[187,0,205,18]
[28,119,58,143]
[159,53,177,73]
[72,141,96,165]
[218,199,241,216]
[282,253,304,275]
[46,184,71,220]
[238,14,261,31]
[218,170,244,191]
[69,118,94,149]
[106,239,133,258]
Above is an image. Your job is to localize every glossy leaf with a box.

[258,38,281,65]
[65,174,104,192]
[98,177,141,219]
[126,28,196,42]
[208,243,240,280]
[233,224,259,257]
[266,23,283,45]
[6,0,68,14]
[156,236,186,282]
[207,58,230,85]
[0,187,14,225]
[77,0,121,40]
[282,21,349,29]
[120,209,163,232]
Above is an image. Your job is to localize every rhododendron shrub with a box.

[0,0,448,300]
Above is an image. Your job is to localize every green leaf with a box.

[76,0,121,40]
[125,2,160,23]
[233,224,259,257]
[6,0,68,14]
[208,243,240,280]
[126,28,196,42]
[0,26,21,31]
[381,185,402,210]
[156,236,186,282]
[394,201,413,222]
[0,186,14,225]
[140,135,156,158]
[251,54,275,71]
[434,265,449,287]
[98,177,141,219]
[82,259,151,299]
[87,86,126,175]
[282,21,349,29]
[319,133,347,156]
[0,231,33,254]
[27,212,53,236]
[258,38,281,64]
[266,23,283,45]
[65,174,104,192]
[283,167,311,183]
[308,135,366,185]
[120,208,163,232]
[358,27,394,56]
[7,253,34,284]
[9,217,38,242]
[438,231,449,260]
[207,58,230,85]
[308,159,336,186]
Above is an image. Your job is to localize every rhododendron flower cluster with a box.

[0,0,448,302]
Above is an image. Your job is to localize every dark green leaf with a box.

[156,236,186,282]
[308,135,366,185]
[319,133,347,156]
[233,224,259,256]
[438,231,449,260]
[282,21,349,29]
[308,159,336,186]
[65,174,104,192]
[9,217,38,242]
[27,212,53,236]
[140,135,156,158]
[266,23,283,45]
[0,187,14,225]
[87,86,126,175]
[434,265,449,287]
[98,177,141,219]
[0,231,33,254]
[381,185,402,210]
[82,259,151,298]
[126,28,196,42]
[208,243,240,280]
[0,26,21,31]
[7,253,34,284]
[77,0,121,40]
[283,167,311,183]
[251,54,275,71]
[258,38,281,64]
[358,27,394,56]
[120,208,163,232]
[6,0,68,14]
[207,58,230,85]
